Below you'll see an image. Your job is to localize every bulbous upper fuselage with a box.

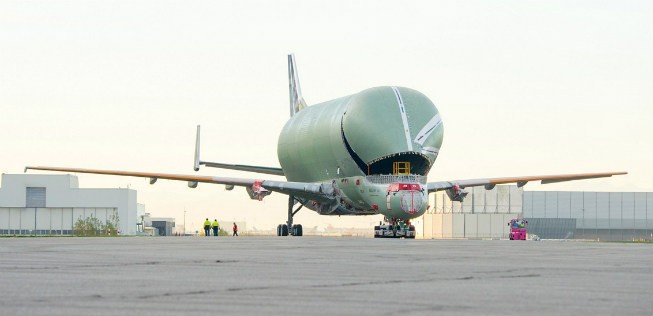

[277,86,443,220]
[278,86,443,182]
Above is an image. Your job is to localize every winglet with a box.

[194,125,201,171]
[288,54,307,117]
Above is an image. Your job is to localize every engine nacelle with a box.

[225,184,235,191]
[246,181,271,201]
[446,184,468,202]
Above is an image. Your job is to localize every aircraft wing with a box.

[426,171,627,193]
[25,166,332,202]
[199,161,285,176]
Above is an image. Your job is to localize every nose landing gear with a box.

[374,217,415,239]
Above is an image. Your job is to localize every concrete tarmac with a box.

[0,237,651,315]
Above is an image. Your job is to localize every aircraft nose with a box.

[386,183,427,217]
[397,189,425,215]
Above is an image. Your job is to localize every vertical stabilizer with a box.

[288,54,307,117]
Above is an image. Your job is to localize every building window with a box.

[26,187,46,208]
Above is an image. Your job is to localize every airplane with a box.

[26,54,627,238]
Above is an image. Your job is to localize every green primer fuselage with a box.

[277,86,444,220]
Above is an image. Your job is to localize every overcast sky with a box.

[1,0,651,231]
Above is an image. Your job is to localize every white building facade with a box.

[418,185,653,241]
[0,174,137,235]
[417,185,523,239]
[523,191,653,241]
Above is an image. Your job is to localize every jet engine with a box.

[246,181,271,201]
[445,184,468,202]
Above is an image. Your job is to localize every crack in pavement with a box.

[2,259,240,271]
[16,271,542,304]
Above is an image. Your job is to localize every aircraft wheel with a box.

[281,224,289,236]
[292,224,303,236]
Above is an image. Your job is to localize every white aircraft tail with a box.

[288,54,307,117]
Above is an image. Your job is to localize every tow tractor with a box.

[508,218,528,240]
[374,218,415,239]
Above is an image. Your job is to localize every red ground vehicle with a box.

[508,218,528,240]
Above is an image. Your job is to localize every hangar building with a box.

[416,185,653,241]
[0,174,138,236]
[416,185,523,239]
[143,214,176,236]
[523,191,653,241]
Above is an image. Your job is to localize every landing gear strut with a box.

[277,195,303,236]
[374,217,415,239]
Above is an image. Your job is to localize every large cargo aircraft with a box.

[27,55,626,237]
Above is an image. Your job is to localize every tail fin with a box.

[288,54,307,117]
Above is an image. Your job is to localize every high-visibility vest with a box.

[212,221,219,228]
[204,220,211,227]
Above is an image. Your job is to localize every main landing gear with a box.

[374,217,415,239]
[277,196,303,236]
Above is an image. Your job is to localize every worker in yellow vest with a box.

[212,219,219,236]
[203,218,211,237]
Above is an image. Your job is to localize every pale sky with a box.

[1,0,651,231]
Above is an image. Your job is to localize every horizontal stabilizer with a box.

[194,125,284,176]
